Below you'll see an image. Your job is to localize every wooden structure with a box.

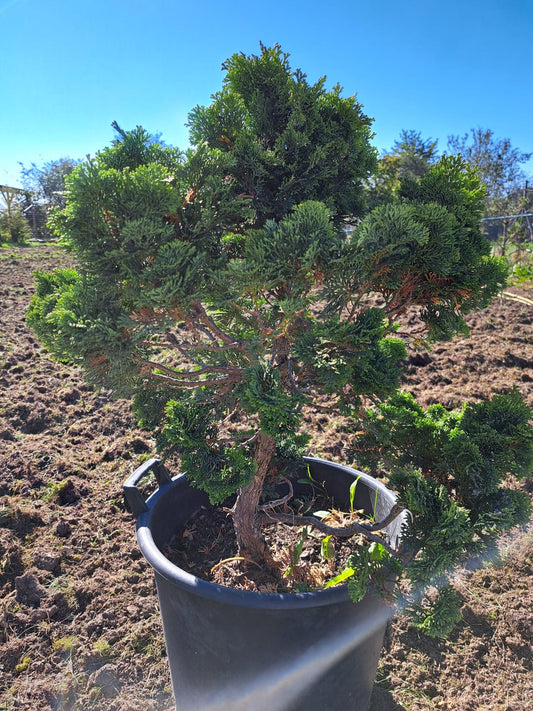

[0,184,27,217]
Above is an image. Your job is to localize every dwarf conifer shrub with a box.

[354,389,532,634]
[27,44,532,635]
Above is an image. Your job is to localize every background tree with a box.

[447,128,531,208]
[390,129,439,180]
[366,130,438,208]
[19,157,79,239]
[20,157,79,208]
[0,185,31,244]
[447,129,533,254]
[0,205,32,244]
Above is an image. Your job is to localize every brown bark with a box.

[232,432,277,564]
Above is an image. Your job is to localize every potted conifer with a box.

[27,44,532,711]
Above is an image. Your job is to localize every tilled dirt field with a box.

[0,243,532,711]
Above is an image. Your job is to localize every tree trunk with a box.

[232,432,276,565]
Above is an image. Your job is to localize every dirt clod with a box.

[34,551,61,573]
[54,519,72,538]
[15,573,47,607]
[89,663,121,698]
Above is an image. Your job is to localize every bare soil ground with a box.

[0,243,532,711]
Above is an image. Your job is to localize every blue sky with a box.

[1,0,532,188]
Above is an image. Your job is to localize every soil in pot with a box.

[164,498,378,594]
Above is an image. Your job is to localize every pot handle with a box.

[123,458,172,518]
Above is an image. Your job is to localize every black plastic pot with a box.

[123,457,405,711]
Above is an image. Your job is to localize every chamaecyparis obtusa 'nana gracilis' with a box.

[28,44,532,637]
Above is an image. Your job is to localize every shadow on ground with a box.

[369,685,406,711]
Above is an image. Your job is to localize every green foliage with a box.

[409,584,463,638]
[321,534,335,561]
[25,44,532,623]
[27,268,138,391]
[347,541,402,604]
[161,398,256,504]
[242,201,339,290]
[187,43,377,226]
[240,361,303,437]
[26,269,81,357]
[392,468,473,585]
[447,128,531,202]
[454,392,533,499]
[284,527,309,576]
[513,262,533,283]
[366,129,438,207]
[293,311,406,396]
[0,207,32,244]
[361,390,532,511]
[391,130,439,179]
[327,155,508,342]
[506,242,533,284]
[28,47,408,497]
[355,389,533,635]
